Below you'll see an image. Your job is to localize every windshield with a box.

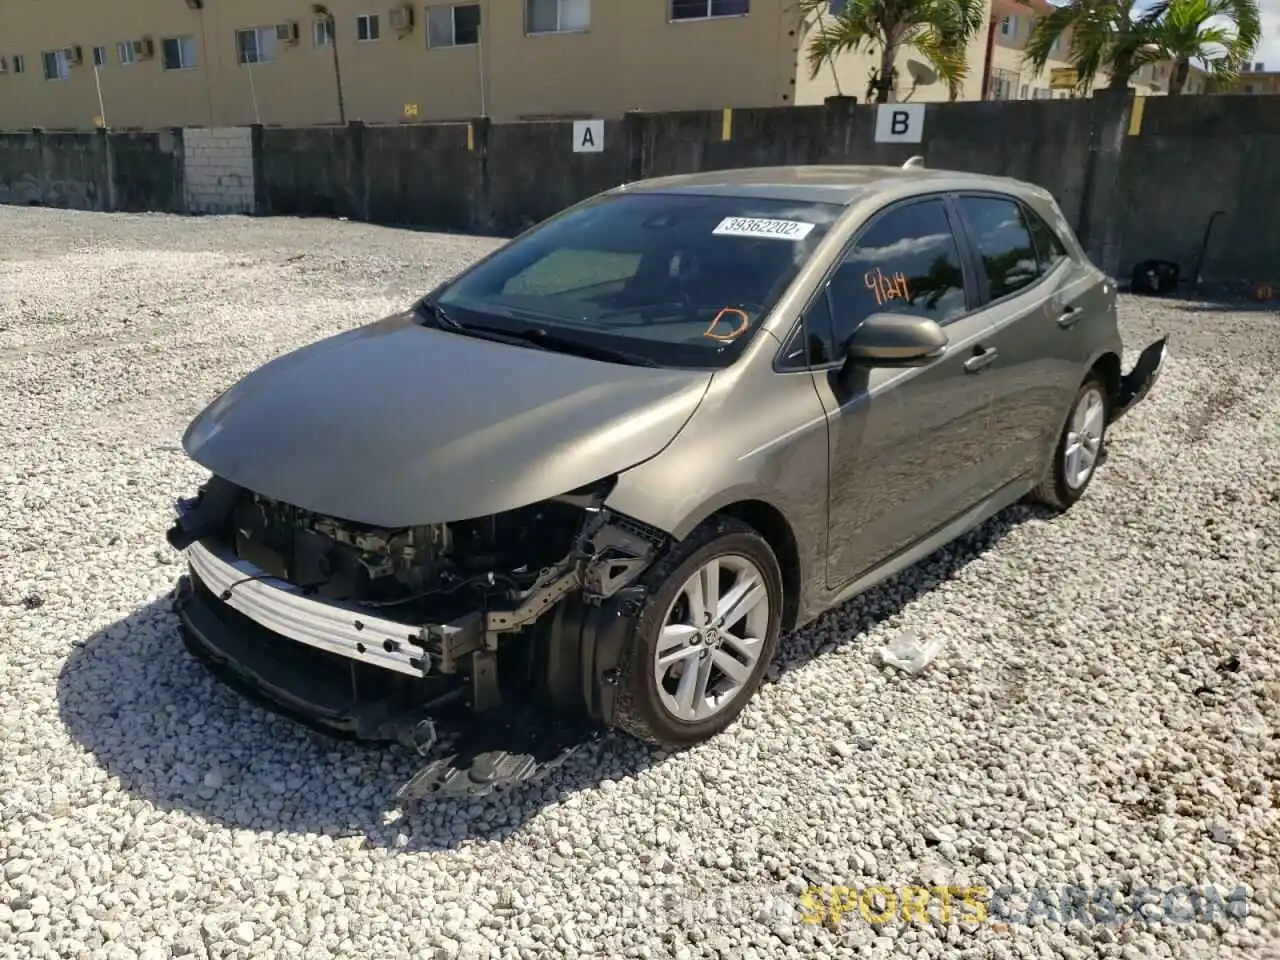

[432,191,843,368]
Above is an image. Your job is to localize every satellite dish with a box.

[906,59,937,86]
[902,156,926,170]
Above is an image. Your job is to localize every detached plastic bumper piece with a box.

[1110,336,1168,423]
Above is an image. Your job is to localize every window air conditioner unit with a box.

[276,21,301,44]
[389,4,414,31]
[0,57,9,74]
[133,37,156,59]
[64,45,85,66]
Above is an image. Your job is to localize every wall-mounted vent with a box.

[389,4,415,31]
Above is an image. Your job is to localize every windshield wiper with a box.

[502,327,659,367]
[417,297,464,331]
[417,302,658,367]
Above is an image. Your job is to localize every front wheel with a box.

[610,516,783,747]
[1030,373,1110,510]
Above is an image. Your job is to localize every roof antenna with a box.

[902,155,925,170]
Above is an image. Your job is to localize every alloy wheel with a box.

[652,554,771,723]
[1064,385,1106,490]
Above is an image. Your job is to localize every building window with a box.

[11,54,25,73]
[526,0,591,33]
[357,14,381,40]
[236,27,278,64]
[428,5,482,46]
[116,41,136,65]
[313,18,335,47]
[162,35,198,69]
[999,14,1016,36]
[42,50,70,81]
[92,45,107,67]
[671,0,749,18]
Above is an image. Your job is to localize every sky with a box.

[1254,0,1280,69]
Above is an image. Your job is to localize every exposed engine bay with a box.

[218,489,588,615]
[167,473,668,754]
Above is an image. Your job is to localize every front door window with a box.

[825,198,968,353]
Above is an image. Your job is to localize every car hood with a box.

[182,311,713,526]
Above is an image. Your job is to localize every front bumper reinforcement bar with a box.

[179,503,664,681]
[187,538,440,677]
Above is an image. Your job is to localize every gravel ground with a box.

[0,207,1277,960]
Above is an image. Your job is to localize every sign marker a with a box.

[572,119,604,153]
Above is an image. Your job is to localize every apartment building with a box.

[0,0,991,131]
[984,0,1081,101]
[1128,59,1213,95]
[1219,61,1279,94]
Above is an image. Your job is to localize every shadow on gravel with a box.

[767,501,1054,681]
[56,501,1052,851]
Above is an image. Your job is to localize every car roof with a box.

[612,164,1041,206]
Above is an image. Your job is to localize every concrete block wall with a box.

[182,126,255,215]
[5,96,1280,283]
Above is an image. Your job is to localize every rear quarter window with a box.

[1022,205,1070,275]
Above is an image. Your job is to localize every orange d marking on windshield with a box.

[865,268,910,306]
[703,307,750,342]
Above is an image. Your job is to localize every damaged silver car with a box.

[168,162,1167,763]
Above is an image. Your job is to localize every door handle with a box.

[963,346,998,373]
[1057,305,1083,328]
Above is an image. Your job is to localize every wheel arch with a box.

[696,499,803,633]
[1088,350,1122,408]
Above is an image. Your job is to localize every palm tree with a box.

[794,0,987,104]
[1023,0,1259,94]
[1023,0,1168,92]
[1153,0,1261,94]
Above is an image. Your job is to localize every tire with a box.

[609,515,784,747]
[1030,372,1110,511]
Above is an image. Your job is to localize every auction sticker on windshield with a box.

[713,217,816,241]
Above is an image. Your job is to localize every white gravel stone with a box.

[0,208,1277,960]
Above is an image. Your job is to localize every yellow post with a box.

[721,107,733,142]
[1127,95,1146,136]
[467,122,475,152]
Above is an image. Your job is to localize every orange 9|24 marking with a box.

[865,268,910,306]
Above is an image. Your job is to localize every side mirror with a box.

[844,312,948,366]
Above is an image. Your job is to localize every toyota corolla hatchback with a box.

[168,163,1167,755]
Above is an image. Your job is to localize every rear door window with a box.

[824,197,968,350]
[954,195,1040,301]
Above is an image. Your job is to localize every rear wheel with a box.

[1031,373,1110,510]
[610,516,783,746]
